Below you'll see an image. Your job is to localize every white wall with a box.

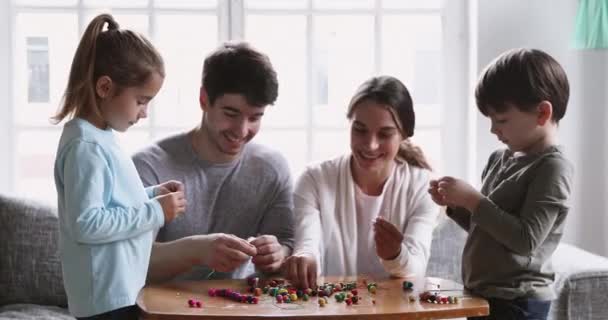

[475,0,608,256]
[0,0,11,195]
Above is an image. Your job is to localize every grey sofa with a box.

[2,194,608,319]
[427,216,608,319]
[0,194,73,319]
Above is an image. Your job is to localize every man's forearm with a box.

[147,237,203,284]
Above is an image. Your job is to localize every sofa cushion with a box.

[426,215,467,283]
[0,304,73,320]
[0,194,67,307]
[549,243,608,320]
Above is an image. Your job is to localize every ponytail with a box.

[396,139,432,171]
[52,14,118,123]
[52,13,163,124]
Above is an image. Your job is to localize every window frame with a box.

[0,0,474,198]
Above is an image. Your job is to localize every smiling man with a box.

[132,42,294,282]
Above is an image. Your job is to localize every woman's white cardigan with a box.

[292,154,438,278]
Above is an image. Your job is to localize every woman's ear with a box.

[95,76,114,99]
[537,101,553,126]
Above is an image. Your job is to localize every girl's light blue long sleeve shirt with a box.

[54,118,164,317]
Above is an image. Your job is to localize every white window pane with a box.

[83,0,148,8]
[15,0,77,6]
[114,130,152,155]
[312,15,374,128]
[14,13,78,126]
[27,37,50,103]
[381,14,441,125]
[15,130,61,204]
[312,130,350,163]
[245,15,307,127]
[382,0,441,9]
[155,129,190,141]
[155,0,217,9]
[252,130,308,177]
[415,104,441,127]
[313,0,374,9]
[245,0,307,9]
[154,14,218,128]
[84,12,150,37]
[410,128,442,173]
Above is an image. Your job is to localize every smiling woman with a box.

[284,76,439,289]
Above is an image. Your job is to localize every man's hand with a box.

[193,233,257,272]
[250,235,288,273]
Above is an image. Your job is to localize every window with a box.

[243,0,443,178]
[0,0,467,204]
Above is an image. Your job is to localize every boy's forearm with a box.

[446,206,471,231]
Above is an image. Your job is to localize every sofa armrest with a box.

[549,243,608,320]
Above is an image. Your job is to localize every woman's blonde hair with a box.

[52,13,164,123]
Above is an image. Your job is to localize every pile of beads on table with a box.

[366,282,378,294]
[187,298,203,308]
[207,288,259,304]
[419,291,460,304]
[243,277,362,306]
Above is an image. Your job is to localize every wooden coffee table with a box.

[137,276,488,319]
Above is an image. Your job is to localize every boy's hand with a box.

[373,217,404,260]
[154,180,184,196]
[436,176,484,212]
[428,179,449,206]
[156,191,186,223]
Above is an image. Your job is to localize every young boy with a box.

[429,48,573,320]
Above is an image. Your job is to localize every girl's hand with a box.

[154,180,184,196]
[156,191,186,223]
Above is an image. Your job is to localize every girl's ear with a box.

[537,101,553,126]
[95,76,114,99]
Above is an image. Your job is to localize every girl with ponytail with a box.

[53,14,186,319]
[284,76,439,289]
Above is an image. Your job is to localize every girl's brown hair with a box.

[347,76,432,170]
[52,13,164,123]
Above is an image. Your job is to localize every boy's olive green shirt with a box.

[448,146,573,300]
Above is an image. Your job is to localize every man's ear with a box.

[95,76,114,99]
[537,101,553,126]
[200,86,210,112]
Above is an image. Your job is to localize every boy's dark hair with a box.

[475,48,569,122]
[202,42,278,107]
